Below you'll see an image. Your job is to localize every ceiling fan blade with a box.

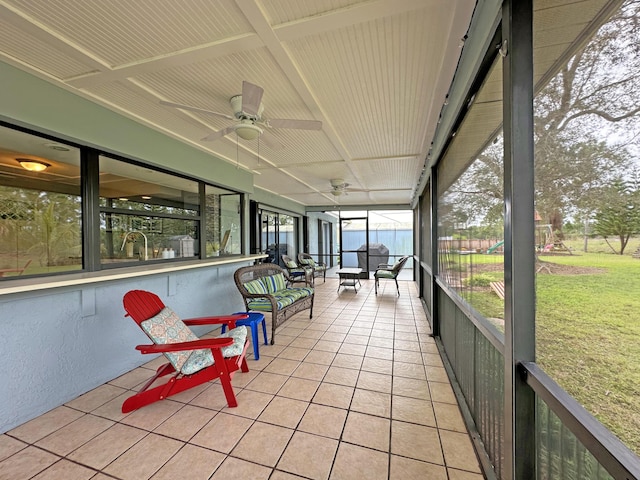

[160,100,234,120]
[241,81,264,116]
[261,130,284,150]
[201,126,235,141]
[269,118,322,130]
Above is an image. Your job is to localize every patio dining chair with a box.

[297,253,327,283]
[122,290,250,412]
[374,255,410,296]
[281,254,313,286]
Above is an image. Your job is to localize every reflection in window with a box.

[0,125,82,277]
[99,156,201,263]
[99,157,243,263]
[205,185,241,257]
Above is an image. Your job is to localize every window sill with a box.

[0,254,267,296]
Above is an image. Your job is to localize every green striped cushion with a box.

[376,270,396,279]
[262,273,287,293]
[244,278,268,294]
[247,294,294,311]
[285,260,298,269]
[280,287,313,302]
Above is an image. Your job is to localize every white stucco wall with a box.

[0,262,251,433]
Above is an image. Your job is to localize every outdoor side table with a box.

[221,312,268,360]
[336,267,363,293]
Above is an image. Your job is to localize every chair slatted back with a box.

[393,256,410,274]
[123,290,166,325]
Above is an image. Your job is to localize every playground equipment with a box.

[487,240,504,254]
[536,224,571,253]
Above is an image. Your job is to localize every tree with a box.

[533,0,640,231]
[449,0,640,235]
[593,177,640,254]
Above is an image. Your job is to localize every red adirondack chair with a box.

[122,290,250,412]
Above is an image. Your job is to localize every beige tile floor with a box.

[1,277,485,480]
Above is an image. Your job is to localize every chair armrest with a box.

[183,314,248,327]
[135,337,234,354]
[377,263,393,269]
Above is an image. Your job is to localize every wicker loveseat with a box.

[234,263,314,344]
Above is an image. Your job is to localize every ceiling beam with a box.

[234,0,363,190]
[0,2,108,72]
[66,34,263,88]
[274,0,437,42]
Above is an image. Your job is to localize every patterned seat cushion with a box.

[140,306,247,375]
[181,326,247,375]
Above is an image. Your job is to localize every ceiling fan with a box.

[328,178,355,196]
[160,81,322,149]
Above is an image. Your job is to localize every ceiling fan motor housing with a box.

[230,94,264,121]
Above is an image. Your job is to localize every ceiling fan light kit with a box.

[234,122,263,140]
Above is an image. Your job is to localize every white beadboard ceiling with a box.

[0,0,476,206]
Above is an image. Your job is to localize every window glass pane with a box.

[259,209,298,267]
[280,214,296,260]
[99,156,200,263]
[0,125,82,277]
[437,57,504,320]
[99,156,199,215]
[420,185,432,268]
[261,212,277,261]
[533,0,640,455]
[205,185,241,257]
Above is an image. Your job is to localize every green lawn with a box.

[464,252,640,454]
[535,252,640,455]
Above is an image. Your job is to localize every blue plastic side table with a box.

[221,312,268,360]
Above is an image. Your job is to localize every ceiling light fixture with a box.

[17,159,50,172]
[234,123,262,141]
[43,143,71,152]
